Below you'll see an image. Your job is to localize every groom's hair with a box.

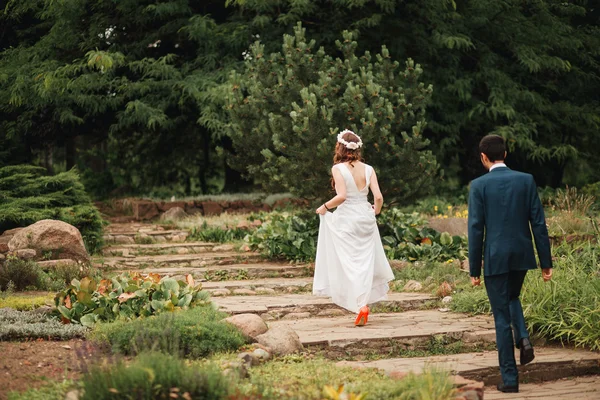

[479,135,506,162]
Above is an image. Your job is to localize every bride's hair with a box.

[333,131,363,165]
[332,131,363,189]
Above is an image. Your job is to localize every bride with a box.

[313,129,395,326]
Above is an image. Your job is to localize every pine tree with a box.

[225,24,438,204]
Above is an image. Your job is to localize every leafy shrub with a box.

[0,165,105,254]
[379,210,467,262]
[39,263,100,292]
[0,308,87,340]
[80,352,233,400]
[90,306,246,358]
[54,273,208,326]
[0,257,42,290]
[189,222,249,243]
[246,211,318,261]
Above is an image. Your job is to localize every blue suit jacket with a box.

[468,166,552,277]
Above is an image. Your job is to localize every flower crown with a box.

[337,129,363,150]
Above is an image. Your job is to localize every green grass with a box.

[452,242,600,350]
[90,306,246,358]
[188,222,248,243]
[391,261,470,296]
[7,380,74,400]
[231,355,457,400]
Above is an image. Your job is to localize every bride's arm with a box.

[370,169,384,215]
[316,167,347,214]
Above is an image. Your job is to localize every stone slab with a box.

[202,277,313,291]
[104,242,213,250]
[213,292,434,314]
[105,230,188,237]
[338,348,600,385]
[98,251,260,266]
[486,375,600,399]
[269,311,494,347]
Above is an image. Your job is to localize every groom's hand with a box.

[471,277,481,286]
[542,268,553,282]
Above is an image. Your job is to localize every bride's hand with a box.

[316,205,327,215]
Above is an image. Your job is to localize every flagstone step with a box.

[96,251,261,269]
[338,347,600,386]
[102,242,216,256]
[269,310,495,358]
[486,375,600,399]
[212,292,435,320]
[113,263,313,281]
[203,277,313,294]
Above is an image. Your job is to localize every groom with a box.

[468,135,553,393]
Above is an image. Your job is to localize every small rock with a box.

[281,312,311,320]
[255,287,276,295]
[61,345,72,350]
[222,361,249,379]
[225,313,268,340]
[160,207,188,222]
[438,307,450,313]
[455,389,482,400]
[65,389,80,400]
[154,235,167,243]
[213,244,234,252]
[233,289,256,296]
[403,280,423,291]
[461,259,470,271]
[256,324,304,356]
[389,371,408,380]
[0,253,5,261]
[210,289,231,297]
[286,286,297,293]
[252,348,271,361]
[442,296,453,304]
[260,313,275,322]
[236,221,250,230]
[177,248,190,255]
[15,248,37,260]
[238,352,260,367]
[251,220,262,227]
[317,309,347,317]
[114,235,135,245]
[437,281,453,298]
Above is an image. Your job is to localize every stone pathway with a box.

[213,292,434,319]
[99,222,600,398]
[485,375,600,399]
[339,348,600,385]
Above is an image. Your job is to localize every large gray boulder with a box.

[255,324,304,356]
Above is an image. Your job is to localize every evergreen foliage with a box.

[0,165,104,253]
[226,25,438,203]
[1,0,599,195]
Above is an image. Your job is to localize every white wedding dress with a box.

[313,163,395,313]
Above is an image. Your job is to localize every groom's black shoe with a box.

[497,383,519,393]
[519,337,535,365]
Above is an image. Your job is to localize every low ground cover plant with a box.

[90,306,246,358]
[188,221,249,243]
[80,352,233,400]
[54,272,208,326]
[0,308,87,340]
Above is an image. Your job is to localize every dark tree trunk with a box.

[44,143,54,174]
[65,136,76,170]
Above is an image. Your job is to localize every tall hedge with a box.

[0,165,104,253]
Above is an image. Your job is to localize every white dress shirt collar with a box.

[489,162,507,171]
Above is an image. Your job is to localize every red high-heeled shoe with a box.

[355,306,369,326]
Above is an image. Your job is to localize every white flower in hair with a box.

[337,129,363,150]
